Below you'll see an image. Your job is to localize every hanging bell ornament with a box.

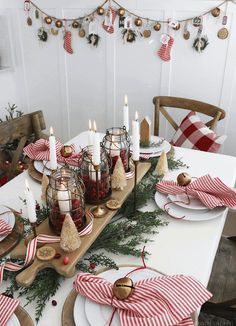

[79,28,86,38]
[154,22,161,31]
[60,145,73,158]
[45,16,53,24]
[177,173,191,186]
[173,23,181,31]
[113,277,135,300]
[118,8,125,17]
[211,7,220,18]
[72,21,80,29]
[27,17,32,26]
[55,20,63,28]
[96,6,105,15]
[135,17,143,27]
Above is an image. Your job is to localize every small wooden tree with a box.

[155,151,168,176]
[60,213,81,252]
[111,156,127,190]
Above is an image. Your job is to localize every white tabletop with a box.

[1,131,236,325]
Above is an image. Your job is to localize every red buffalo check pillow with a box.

[171,111,226,152]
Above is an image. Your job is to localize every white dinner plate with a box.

[73,266,164,326]
[0,206,15,242]
[168,193,209,211]
[139,136,167,154]
[155,191,225,221]
[34,160,63,175]
[7,314,20,326]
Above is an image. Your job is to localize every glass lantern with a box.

[78,145,112,204]
[46,167,86,235]
[102,126,131,173]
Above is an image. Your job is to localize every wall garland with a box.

[24,0,233,60]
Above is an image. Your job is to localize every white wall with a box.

[0,0,236,155]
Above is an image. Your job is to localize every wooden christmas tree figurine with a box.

[155,151,168,176]
[111,156,127,190]
[140,116,151,146]
[60,213,81,252]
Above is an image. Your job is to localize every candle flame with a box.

[89,120,92,131]
[124,95,128,106]
[50,126,54,136]
[93,120,97,132]
[135,111,139,121]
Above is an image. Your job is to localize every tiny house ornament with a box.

[140,116,151,146]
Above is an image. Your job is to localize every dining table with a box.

[1,131,236,326]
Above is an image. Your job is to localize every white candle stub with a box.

[57,183,71,213]
[132,111,140,161]
[49,126,57,170]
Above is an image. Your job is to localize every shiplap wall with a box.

[0,0,236,156]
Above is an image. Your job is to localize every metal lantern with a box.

[78,145,112,204]
[102,127,131,173]
[46,167,86,235]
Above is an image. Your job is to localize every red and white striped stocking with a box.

[158,34,174,62]
[64,31,73,54]
[102,6,117,34]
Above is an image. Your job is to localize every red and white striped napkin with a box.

[0,219,12,236]
[156,174,236,209]
[74,272,212,326]
[0,294,19,326]
[23,139,81,166]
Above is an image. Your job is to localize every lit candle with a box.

[49,127,57,170]
[93,121,101,166]
[25,179,37,223]
[57,182,71,213]
[132,111,140,161]
[88,119,94,146]
[123,94,129,132]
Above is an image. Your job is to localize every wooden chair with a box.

[0,110,48,180]
[153,96,226,136]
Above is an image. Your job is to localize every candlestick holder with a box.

[91,164,108,218]
[133,160,139,214]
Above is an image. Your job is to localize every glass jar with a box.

[46,167,86,235]
[102,126,131,172]
[78,145,112,204]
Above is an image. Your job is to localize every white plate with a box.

[33,160,63,175]
[168,193,209,211]
[73,266,164,326]
[7,314,20,326]
[139,136,167,154]
[155,191,225,221]
[0,206,15,242]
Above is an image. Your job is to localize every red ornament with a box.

[89,262,96,270]
[52,300,57,306]
[63,256,69,265]
[60,145,73,158]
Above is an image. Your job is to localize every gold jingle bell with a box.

[118,8,125,17]
[154,22,161,31]
[79,28,86,38]
[55,20,63,28]
[113,277,134,300]
[60,145,73,158]
[177,173,191,186]
[135,17,143,27]
[44,16,52,25]
[72,21,80,29]
[211,7,220,17]
[96,6,105,15]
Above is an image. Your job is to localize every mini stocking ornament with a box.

[64,31,73,54]
[102,6,117,34]
[158,34,174,62]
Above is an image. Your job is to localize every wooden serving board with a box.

[0,214,24,259]
[15,305,34,326]
[11,162,151,287]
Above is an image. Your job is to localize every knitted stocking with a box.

[64,31,73,54]
[102,6,117,34]
[158,35,174,62]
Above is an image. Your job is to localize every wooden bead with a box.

[154,22,161,31]
[72,21,80,29]
[44,16,52,25]
[55,20,63,28]
[96,6,105,15]
[135,18,143,27]
[211,7,220,17]
[113,277,134,300]
[177,173,191,186]
[118,8,125,17]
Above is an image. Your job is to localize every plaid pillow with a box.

[171,111,226,152]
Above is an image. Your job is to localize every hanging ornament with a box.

[79,28,86,38]
[118,8,125,17]
[51,27,59,36]
[177,173,191,186]
[211,7,220,18]
[27,17,32,26]
[35,9,39,19]
[24,0,30,11]
[45,16,52,24]
[193,24,209,53]
[158,33,174,61]
[60,145,73,158]
[154,22,161,31]
[192,16,202,27]
[122,29,137,43]
[143,19,151,38]
[222,15,228,26]
[38,27,48,41]
[88,20,100,46]
[183,21,190,40]
[119,16,125,28]
[64,31,73,54]
[72,21,80,29]
[103,6,117,34]
[217,27,229,39]
[134,17,143,27]
[173,22,180,31]
[96,6,105,16]
[55,20,63,28]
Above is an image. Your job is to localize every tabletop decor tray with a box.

[10,162,151,287]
